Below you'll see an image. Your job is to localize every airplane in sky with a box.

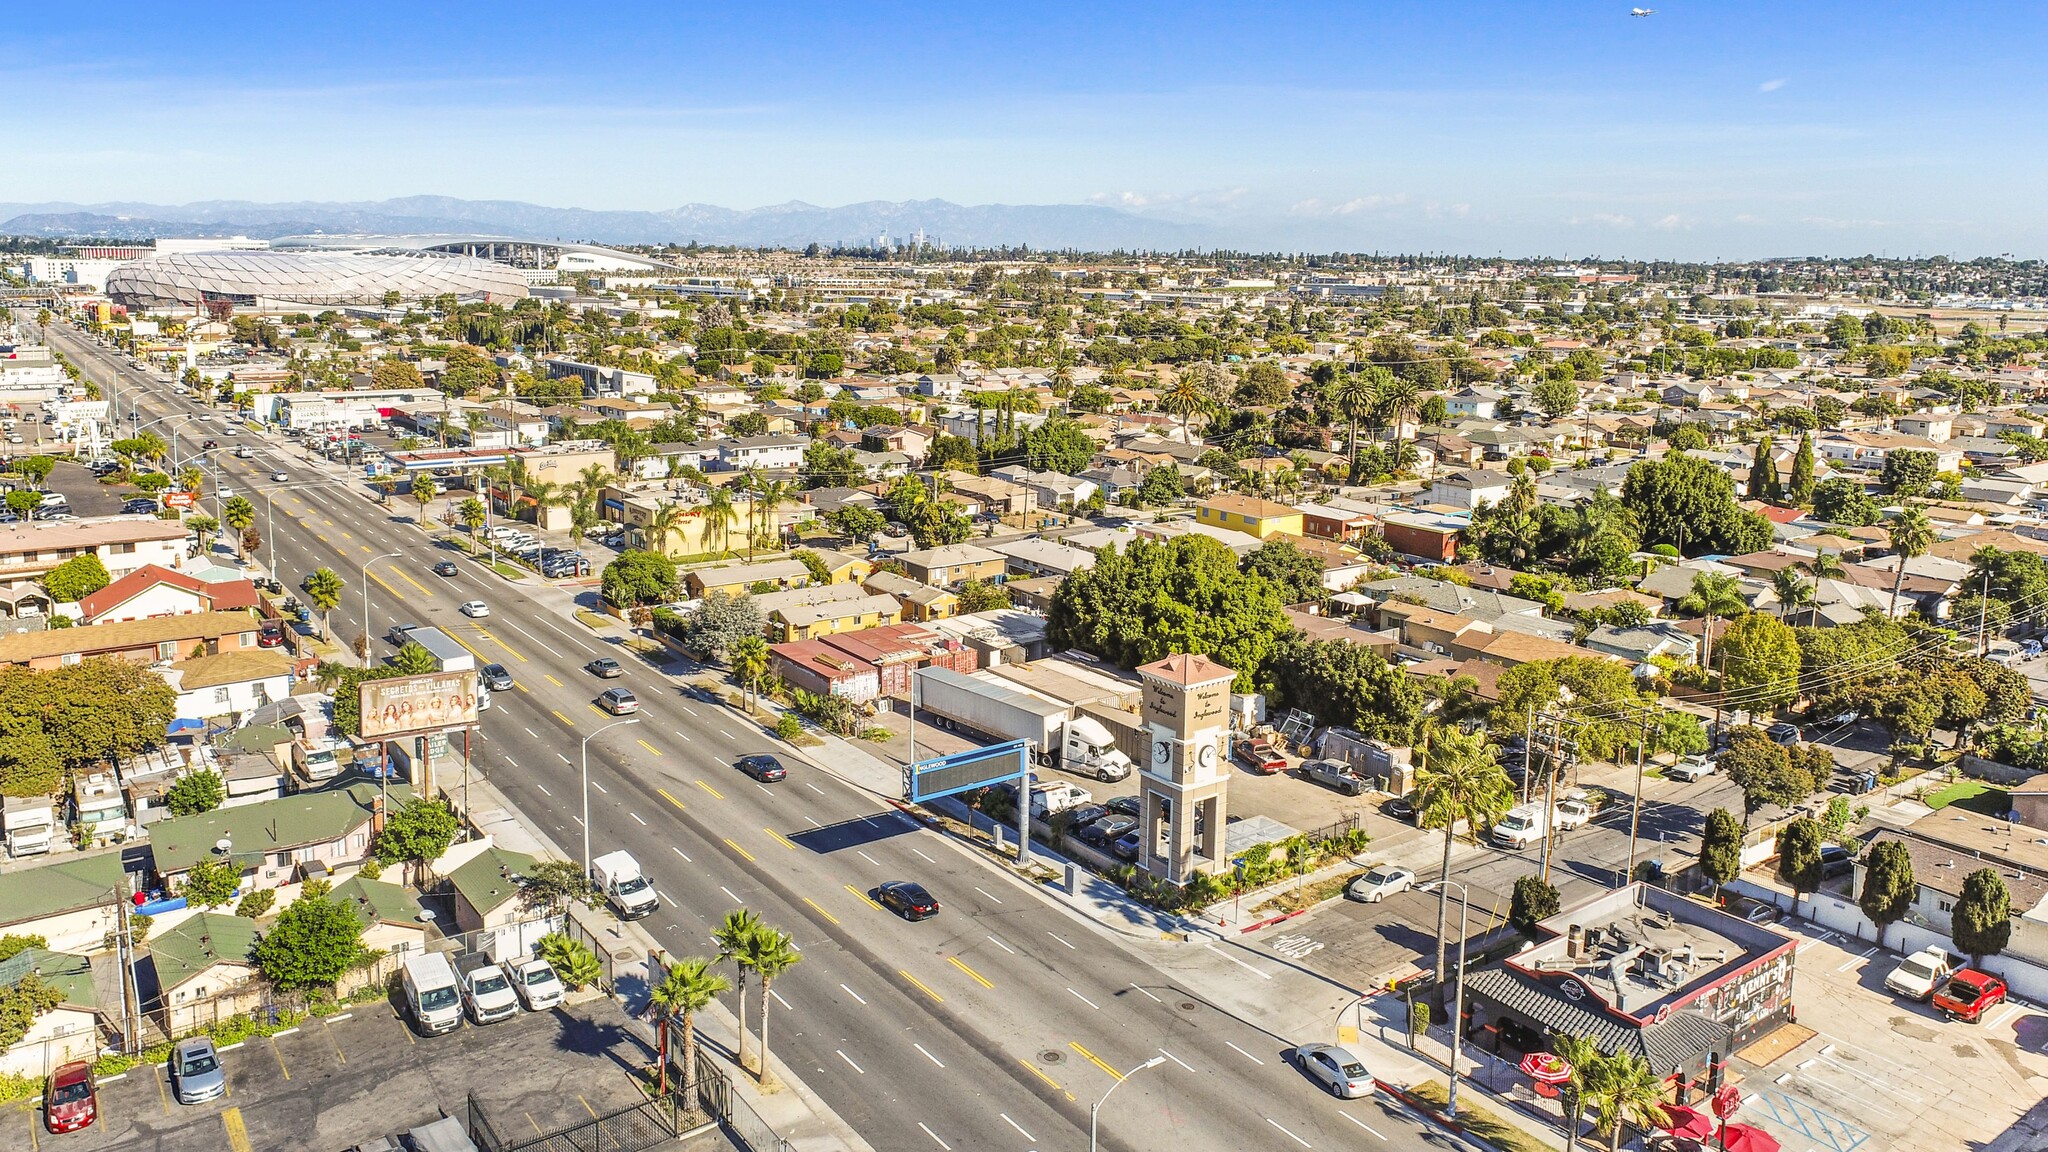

[1631,7,1655,15]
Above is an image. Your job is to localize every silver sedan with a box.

[1345,865,1417,903]
[1294,1043,1374,1098]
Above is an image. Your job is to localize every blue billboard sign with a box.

[902,740,1030,804]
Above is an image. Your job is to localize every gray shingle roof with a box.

[1463,965,1731,1071]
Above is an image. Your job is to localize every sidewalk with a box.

[1346,990,1575,1152]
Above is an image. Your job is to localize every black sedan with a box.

[432,560,458,577]
[736,755,787,783]
[585,657,623,679]
[875,881,940,921]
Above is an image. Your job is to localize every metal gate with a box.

[468,1089,684,1152]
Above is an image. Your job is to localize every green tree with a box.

[1770,568,1813,625]
[825,505,885,543]
[715,910,764,1077]
[164,770,224,816]
[1530,377,1580,421]
[372,798,460,868]
[1777,816,1825,896]
[0,934,46,962]
[181,855,244,908]
[1510,875,1560,933]
[1885,504,1936,618]
[304,567,345,641]
[1717,612,1802,709]
[457,497,487,544]
[41,554,110,603]
[371,358,424,392]
[746,926,802,1083]
[518,859,593,916]
[1747,435,1781,502]
[1242,538,1327,605]
[254,891,369,991]
[730,635,770,712]
[1551,1034,1603,1147]
[390,642,438,675]
[1136,464,1185,508]
[5,490,39,521]
[1881,448,1939,498]
[956,578,1011,613]
[0,973,64,1050]
[1788,433,1816,506]
[601,550,680,609]
[1811,476,1882,526]
[1700,808,1743,891]
[1718,729,1815,825]
[1666,424,1708,451]
[1858,839,1916,943]
[1267,635,1423,743]
[410,473,436,516]
[1952,867,2013,966]
[1585,1052,1670,1152]
[679,592,763,661]
[1414,722,1514,978]
[1620,452,1774,556]
[650,956,729,1097]
[539,932,603,989]
[1048,535,1292,692]
[1021,416,1097,474]
[1677,572,1748,675]
[220,495,256,559]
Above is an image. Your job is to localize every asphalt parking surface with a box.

[16,995,658,1152]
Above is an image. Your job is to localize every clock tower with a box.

[1135,653,1234,883]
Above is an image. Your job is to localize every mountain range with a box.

[0,195,1209,252]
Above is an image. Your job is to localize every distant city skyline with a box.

[4,1,2044,259]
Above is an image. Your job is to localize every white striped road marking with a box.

[757,783,772,795]
[840,984,867,1005]
[1344,1113,1385,1140]
[973,887,1003,904]
[1267,1118,1310,1147]
[914,1043,944,1068]
[719,730,735,740]
[1226,1041,1265,1065]
[631,812,646,825]
[1206,943,1275,980]
[1158,1047,1193,1072]
[836,1049,864,1074]
[804,816,823,828]
[558,754,570,764]
[671,846,692,863]
[918,1122,950,1151]
[591,781,608,794]
[1068,987,1100,1010]
[770,989,792,1010]
[858,851,881,866]
[719,886,742,903]
[1000,1114,1034,1142]
[1988,1004,2022,1030]
[525,728,537,738]
[536,784,551,796]
[660,893,677,907]
[986,935,1015,954]
[502,757,517,768]
[805,782,824,795]
[912,847,936,863]
[673,729,692,740]
[1047,931,1075,950]
[1838,946,1878,972]
[1130,983,1162,1003]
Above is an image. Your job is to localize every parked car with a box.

[1300,758,1369,796]
[1667,755,1716,782]
[1111,829,1143,861]
[1078,814,1137,847]
[1234,737,1287,775]
[1063,802,1109,829]
[458,599,490,618]
[598,687,639,715]
[586,656,623,678]
[480,663,514,691]
[387,622,420,645]
[1293,1043,1374,1099]
[875,880,940,921]
[258,620,285,648]
[1885,947,1961,1002]
[1345,865,1416,903]
[502,957,566,1012]
[1767,722,1801,746]
[1105,795,1142,819]
[44,1060,97,1132]
[433,560,459,577]
[1819,844,1853,880]
[170,1036,226,1105]
[1932,969,2008,1023]
[736,754,786,782]
[1384,794,1417,822]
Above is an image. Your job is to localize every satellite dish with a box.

[417,909,438,923]
[213,837,232,854]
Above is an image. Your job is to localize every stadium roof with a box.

[103,249,530,309]
[269,234,675,272]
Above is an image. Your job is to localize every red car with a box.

[1932,968,2008,1023]
[258,620,285,648]
[45,1060,96,1133]
[1235,737,1286,775]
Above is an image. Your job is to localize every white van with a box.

[402,953,464,1035]
[1490,803,1549,850]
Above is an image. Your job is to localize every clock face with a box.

[1153,740,1171,765]
[1197,744,1217,769]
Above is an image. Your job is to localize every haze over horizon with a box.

[4,1,2045,261]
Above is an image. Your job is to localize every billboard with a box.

[359,671,480,740]
[162,491,196,508]
[902,740,1030,803]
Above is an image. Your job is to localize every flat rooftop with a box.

[1510,884,1787,1019]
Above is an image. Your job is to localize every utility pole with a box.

[1626,708,1653,887]
[1977,563,1992,657]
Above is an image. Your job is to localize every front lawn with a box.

[1923,779,2010,816]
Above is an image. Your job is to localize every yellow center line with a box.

[551,709,576,727]
[1069,1040,1122,1081]
[341,531,353,540]
[845,883,884,911]
[1018,1057,1075,1101]
[479,628,527,662]
[315,532,329,542]
[393,567,433,596]
[723,837,756,863]
[543,673,563,687]
[947,955,995,989]
[223,1107,254,1152]
[323,518,335,526]
[515,683,530,694]
[360,545,372,554]
[899,969,944,1003]
[656,787,685,810]
[763,827,797,850]
[365,568,404,602]
[802,896,841,925]
[637,738,663,757]
[694,779,724,800]
[587,703,606,716]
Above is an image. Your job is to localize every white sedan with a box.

[270,471,288,483]
[1345,865,1416,904]
[458,600,490,618]
[1294,1043,1374,1099]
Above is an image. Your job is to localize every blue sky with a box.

[4,1,2043,258]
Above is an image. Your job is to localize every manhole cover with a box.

[1178,1001,1199,1012]
[1039,1050,1065,1064]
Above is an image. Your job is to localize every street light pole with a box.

[361,551,402,667]
[1422,879,1472,1119]
[582,717,642,878]
[1090,1055,1166,1152]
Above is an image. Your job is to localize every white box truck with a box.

[407,626,475,674]
[915,667,1135,781]
[591,850,658,920]
[401,952,464,1035]
[3,797,54,857]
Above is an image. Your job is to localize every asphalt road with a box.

[40,316,1457,1152]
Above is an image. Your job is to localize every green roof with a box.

[148,912,258,993]
[0,852,126,930]
[332,875,423,930]
[218,724,291,756]
[0,946,96,1010]
[447,846,537,919]
[150,782,398,874]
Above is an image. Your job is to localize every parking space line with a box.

[579,1094,598,1118]
[326,1022,347,1064]
[156,1064,171,1111]
[271,1036,292,1080]
[1837,946,1878,972]
[224,1106,254,1152]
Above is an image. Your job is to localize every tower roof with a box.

[1135,652,1235,687]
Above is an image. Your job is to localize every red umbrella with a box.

[1519,1051,1574,1084]
[1659,1105,1718,1141]
[1718,1123,1782,1152]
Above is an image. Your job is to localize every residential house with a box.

[0,610,262,670]
[163,650,293,720]
[1446,387,1505,419]
[0,853,126,954]
[147,912,259,1033]
[1583,623,1698,665]
[1379,604,1495,659]
[1896,413,1955,443]
[1295,502,1376,545]
[1474,630,1603,669]
[862,570,959,621]
[0,947,98,1078]
[897,543,1008,588]
[755,584,903,641]
[712,435,808,472]
[0,517,191,608]
[1379,511,1465,562]
[150,783,385,897]
[1427,471,1513,510]
[77,565,259,624]
[943,471,1036,518]
[1815,431,1964,474]
[685,559,813,599]
[862,425,935,458]
[985,537,1098,580]
[1195,494,1304,540]
[332,874,429,962]
[443,843,542,943]
[770,639,882,703]
[991,466,1098,510]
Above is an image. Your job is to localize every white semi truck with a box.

[914,667,1134,781]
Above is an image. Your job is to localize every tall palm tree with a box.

[1333,371,1380,475]
[1585,1052,1670,1152]
[1770,567,1813,625]
[303,567,344,643]
[1377,376,1421,472]
[1677,571,1747,675]
[1412,721,1513,979]
[1885,503,1936,618]
[1161,363,1224,443]
[747,927,802,1085]
[1803,550,1846,584]
[644,501,687,558]
[739,468,766,557]
[752,479,793,558]
[704,486,740,556]
[713,910,763,1077]
[1550,1033,1604,1149]
[730,635,770,712]
[649,956,729,1097]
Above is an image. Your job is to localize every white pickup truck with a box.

[1885,947,1962,1002]
[1667,755,1717,783]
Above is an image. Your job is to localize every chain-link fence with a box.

[469,1089,685,1152]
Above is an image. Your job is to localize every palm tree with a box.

[303,567,344,642]
[649,956,728,1098]
[731,635,770,713]
[704,486,740,556]
[1770,567,1813,625]
[1885,503,1935,618]
[457,497,488,550]
[713,910,763,1076]
[739,468,766,557]
[1585,1052,1670,1152]
[1550,1034,1604,1148]
[644,501,687,557]
[220,496,255,560]
[1803,550,1846,584]
[747,927,802,1085]
[1161,363,1224,443]
[1377,376,1421,472]
[1334,371,1380,475]
[752,479,793,558]
[1677,571,1747,675]
[1412,721,1514,979]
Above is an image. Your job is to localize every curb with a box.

[1240,908,1309,934]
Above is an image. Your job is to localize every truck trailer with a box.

[914,667,1134,781]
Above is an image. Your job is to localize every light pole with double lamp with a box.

[1090,1054,1166,1152]
[361,551,403,667]
[582,717,642,879]
[1419,878,1472,1119]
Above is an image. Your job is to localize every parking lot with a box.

[13,996,659,1152]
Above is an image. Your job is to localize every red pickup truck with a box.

[1234,737,1286,775]
[1931,968,2008,1023]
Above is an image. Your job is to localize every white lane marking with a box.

[675,731,691,742]
[1047,931,1075,950]
[1226,1041,1266,1065]
[671,846,693,863]
[719,729,735,740]
[1067,987,1100,1010]
[757,783,773,795]
[805,782,824,795]
[502,756,518,768]
[770,989,792,1010]
[1130,983,1162,1003]
[501,620,562,657]
[535,784,551,797]
[1343,1111,1387,1139]
[591,781,608,794]
[680,705,697,717]
[571,816,584,826]
[917,1122,950,1151]
[673,728,691,740]
[558,754,571,764]
[858,851,881,866]
[912,847,937,863]
[525,727,538,738]
[973,886,1003,904]
[1205,943,1275,980]
[1838,946,1879,972]
[660,892,677,907]
[719,886,742,904]
[631,812,647,826]
[1157,1047,1193,1073]
[986,935,1015,955]
[839,984,867,1005]
[913,1043,945,1068]
[1000,1113,1035,1142]
[835,1049,864,1074]
[804,816,824,828]
[1267,1117,1310,1147]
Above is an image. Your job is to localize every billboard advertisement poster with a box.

[359,671,480,740]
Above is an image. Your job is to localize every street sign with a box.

[162,491,195,508]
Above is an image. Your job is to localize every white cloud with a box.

[1572,213,1635,228]
[1758,78,1787,93]
[1733,214,1767,225]
[1651,213,1685,231]
[1290,193,1408,217]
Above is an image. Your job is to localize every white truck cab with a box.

[591,850,658,920]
